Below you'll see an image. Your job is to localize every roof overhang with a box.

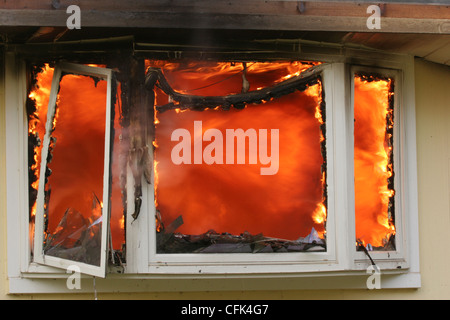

[0,1,449,65]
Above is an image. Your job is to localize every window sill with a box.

[9,268,420,294]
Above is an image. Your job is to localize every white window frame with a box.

[141,63,340,274]
[350,65,407,270]
[5,52,421,293]
[32,62,113,278]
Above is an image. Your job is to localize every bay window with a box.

[6,50,420,292]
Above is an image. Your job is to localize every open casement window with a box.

[33,62,113,278]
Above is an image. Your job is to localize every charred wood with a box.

[156,215,184,250]
[158,227,327,254]
[146,64,326,113]
[127,57,153,221]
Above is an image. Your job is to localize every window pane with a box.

[151,61,327,254]
[354,73,395,251]
[42,73,107,266]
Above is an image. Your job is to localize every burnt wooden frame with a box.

[147,64,326,112]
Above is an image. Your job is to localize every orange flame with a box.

[44,73,107,236]
[151,60,326,240]
[354,75,395,248]
[28,65,54,217]
[28,64,125,251]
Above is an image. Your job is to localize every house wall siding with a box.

[0,57,449,299]
[0,49,8,299]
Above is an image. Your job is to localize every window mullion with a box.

[325,62,354,270]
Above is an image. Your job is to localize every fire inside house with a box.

[26,60,395,264]
[354,73,396,250]
[151,60,327,253]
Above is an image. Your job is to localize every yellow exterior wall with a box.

[0,51,7,299]
[1,58,449,299]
